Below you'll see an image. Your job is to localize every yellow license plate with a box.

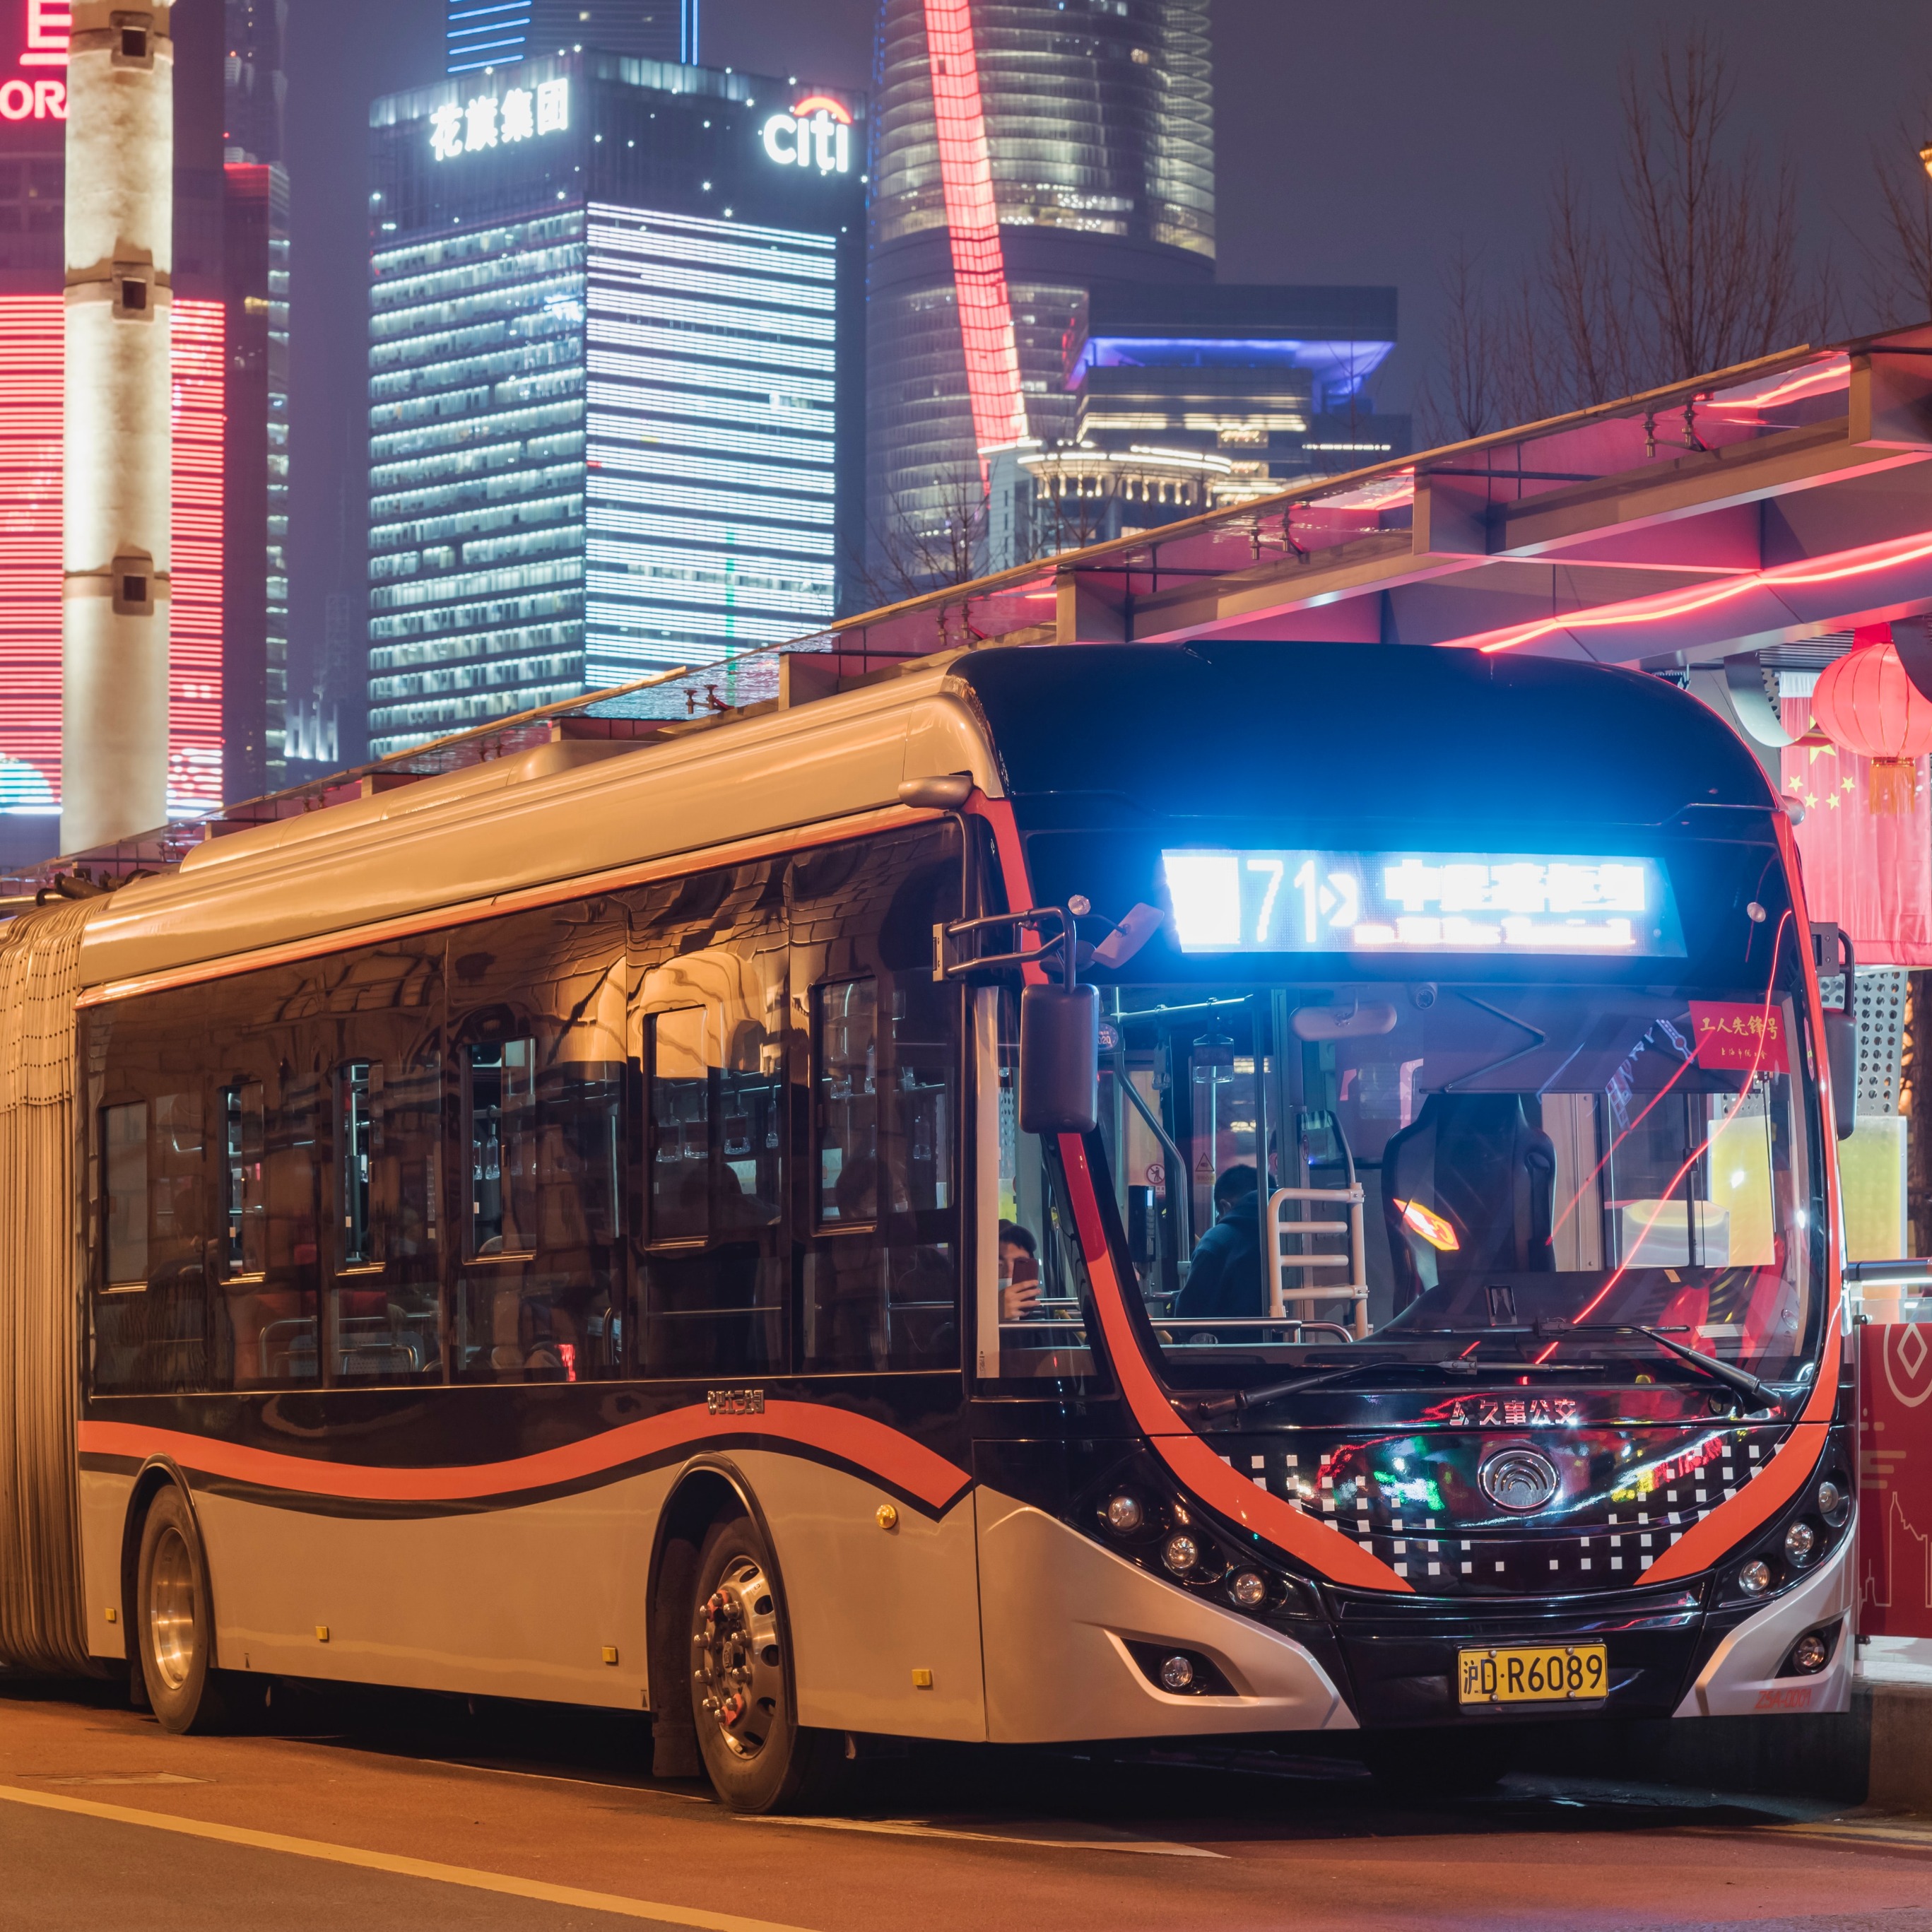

[1457,1642,1608,1704]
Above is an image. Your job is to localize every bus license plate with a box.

[1457,1642,1608,1704]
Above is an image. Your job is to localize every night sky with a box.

[283,0,1932,724]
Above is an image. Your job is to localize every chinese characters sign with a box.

[1162,849,1685,958]
[429,77,568,163]
[1688,1001,1789,1075]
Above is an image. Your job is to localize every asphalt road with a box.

[2,1674,1932,1932]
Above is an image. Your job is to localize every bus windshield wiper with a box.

[1188,1353,1605,1421]
[1536,1321,1786,1415]
[1633,1326,1784,1413]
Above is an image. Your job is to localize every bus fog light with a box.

[1738,1558,1773,1596]
[1104,1492,1145,1535]
[1789,1631,1830,1674]
[1229,1569,1267,1609]
[1159,1653,1194,1692]
[1784,1521,1818,1565]
[1162,1531,1201,1576]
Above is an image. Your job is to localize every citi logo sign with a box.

[761,94,851,175]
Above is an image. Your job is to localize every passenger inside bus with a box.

[1174,1164,1264,1318]
[998,1220,1040,1321]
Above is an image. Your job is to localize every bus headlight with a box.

[1229,1569,1267,1609]
[1162,1531,1200,1576]
[1104,1492,1145,1535]
[1784,1521,1818,1566]
[1737,1558,1773,1596]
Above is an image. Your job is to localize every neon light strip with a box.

[921,0,1026,479]
[0,297,63,813]
[170,299,226,818]
[1471,529,1932,657]
[1702,354,1851,415]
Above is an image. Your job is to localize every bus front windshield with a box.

[1090,970,1827,1393]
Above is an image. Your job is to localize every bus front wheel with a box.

[135,1485,232,1735]
[687,1514,837,1813]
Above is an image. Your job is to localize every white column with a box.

[61,1,173,856]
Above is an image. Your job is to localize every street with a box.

[1,1674,1931,1931]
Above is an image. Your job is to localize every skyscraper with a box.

[868,0,1213,555]
[0,0,290,864]
[365,57,864,757]
[445,0,696,75]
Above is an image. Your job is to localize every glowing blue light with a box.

[1161,848,1685,959]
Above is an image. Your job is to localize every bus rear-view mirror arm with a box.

[935,907,1099,1136]
[1812,921,1857,1141]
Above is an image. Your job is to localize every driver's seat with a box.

[1382,1093,1557,1312]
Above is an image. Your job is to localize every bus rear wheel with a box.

[135,1486,232,1735]
[687,1514,836,1813]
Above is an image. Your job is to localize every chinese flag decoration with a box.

[1809,623,1932,815]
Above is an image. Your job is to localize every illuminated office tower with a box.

[869,0,1213,555]
[445,0,696,74]
[0,0,288,864]
[365,55,863,756]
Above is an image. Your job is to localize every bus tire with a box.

[688,1513,837,1813]
[135,1485,232,1735]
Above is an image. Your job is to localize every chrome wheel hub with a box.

[691,1555,783,1761]
[148,1526,197,1692]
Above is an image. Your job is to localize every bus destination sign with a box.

[1162,849,1685,958]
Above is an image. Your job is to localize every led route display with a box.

[1162,849,1685,958]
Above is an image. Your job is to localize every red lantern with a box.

[1810,623,1932,815]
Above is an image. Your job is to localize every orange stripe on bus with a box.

[78,1401,972,1514]
[1058,1136,1414,1596]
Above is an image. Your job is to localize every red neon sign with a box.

[0,295,226,823]
[790,93,850,123]
[921,0,1026,480]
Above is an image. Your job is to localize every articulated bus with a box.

[0,642,1857,1809]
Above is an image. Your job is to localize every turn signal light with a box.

[1789,1631,1830,1674]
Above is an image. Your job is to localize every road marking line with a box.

[738,1813,1224,1859]
[1680,1820,1932,1854]
[418,1760,714,1803]
[0,1781,818,1929]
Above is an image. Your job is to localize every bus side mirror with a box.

[1824,1008,1857,1141]
[1019,982,1098,1136]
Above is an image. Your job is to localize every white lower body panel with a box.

[976,1490,1355,1743]
[1671,1533,1854,1719]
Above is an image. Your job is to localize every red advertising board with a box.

[1858,1321,1932,1637]
[1688,1000,1791,1074]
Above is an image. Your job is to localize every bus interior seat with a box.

[1382,1093,1557,1309]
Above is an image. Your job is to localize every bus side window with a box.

[223,1080,266,1276]
[791,827,963,1374]
[89,994,230,1395]
[632,859,788,1379]
[450,900,628,1384]
[103,1101,148,1288]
